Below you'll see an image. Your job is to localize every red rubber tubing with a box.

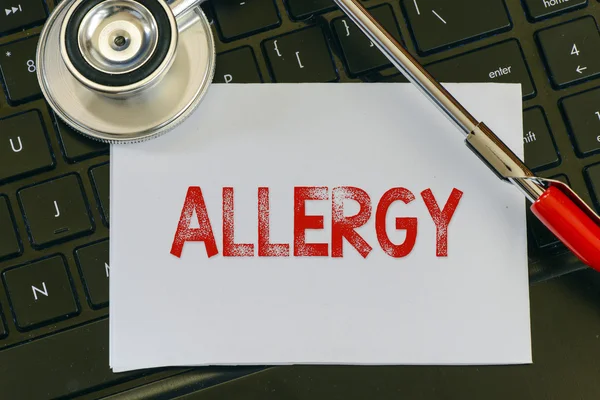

[531,186,600,271]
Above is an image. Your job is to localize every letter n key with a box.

[3,256,78,330]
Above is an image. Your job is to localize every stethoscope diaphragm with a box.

[37,0,215,143]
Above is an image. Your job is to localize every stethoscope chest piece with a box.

[37,0,215,143]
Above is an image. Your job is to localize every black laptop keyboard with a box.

[0,0,599,397]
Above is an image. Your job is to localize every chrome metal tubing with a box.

[333,0,478,136]
[334,0,549,202]
[168,0,202,18]
[510,177,546,203]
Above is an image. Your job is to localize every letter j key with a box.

[18,174,94,248]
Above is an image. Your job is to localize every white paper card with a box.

[110,83,531,372]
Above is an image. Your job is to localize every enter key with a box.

[426,40,536,99]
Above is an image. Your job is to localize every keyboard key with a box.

[213,0,280,41]
[214,47,263,83]
[529,174,570,248]
[0,36,42,103]
[75,240,109,308]
[536,17,600,88]
[401,0,511,54]
[425,40,536,99]
[586,163,600,208]
[200,1,213,23]
[378,73,409,82]
[55,116,108,162]
[0,0,47,36]
[18,174,93,248]
[0,196,20,260]
[263,27,338,82]
[285,0,335,19]
[522,0,587,20]
[0,312,6,338]
[561,88,600,156]
[0,319,146,398]
[332,4,403,76]
[523,107,560,170]
[3,256,78,330]
[90,163,109,226]
[0,111,54,183]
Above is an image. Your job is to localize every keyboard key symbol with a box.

[214,47,263,84]
[9,136,22,152]
[75,240,110,307]
[32,282,48,301]
[537,17,600,88]
[5,5,22,15]
[432,10,447,24]
[3,256,79,329]
[53,200,60,218]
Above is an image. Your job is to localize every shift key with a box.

[426,40,536,99]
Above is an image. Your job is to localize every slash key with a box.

[401,0,511,55]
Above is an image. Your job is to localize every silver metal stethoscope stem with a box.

[168,0,203,19]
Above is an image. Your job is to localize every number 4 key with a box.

[537,17,600,88]
[0,36,42,104]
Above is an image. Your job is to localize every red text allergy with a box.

[170,186,464,259]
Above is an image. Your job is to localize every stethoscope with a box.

[37,0,214,143]
[37,0,600,268]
